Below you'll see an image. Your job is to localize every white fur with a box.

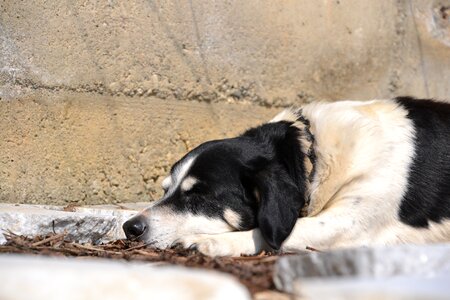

[223,208,241,229]
[181,176,198,192]
[161,176,172,191]
[178,231,266,257]
[140,207,233,249]
[160,156,196,198]
[269,107,301,123]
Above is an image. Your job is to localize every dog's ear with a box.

[254,163,304,250]
[241,121,307,250]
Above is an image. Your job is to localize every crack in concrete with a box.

[4,76,298,108]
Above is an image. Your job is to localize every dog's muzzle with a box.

[122,215,147,240]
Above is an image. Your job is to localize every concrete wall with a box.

[0,0,449,205]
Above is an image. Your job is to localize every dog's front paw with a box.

[174,233,259,257]
[174,234,237,256]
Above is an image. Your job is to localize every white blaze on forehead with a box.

[174,156,196,186]
[162,156,197,197]
[181,176,198,192]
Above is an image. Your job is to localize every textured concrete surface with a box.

[274,244,450,294]
[0,93,276,204]
[0,0,449,205]
[0,255,251,300]
[1,0,449,103]
[0,203,139,244]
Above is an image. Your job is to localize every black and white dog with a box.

[123,97,450,256]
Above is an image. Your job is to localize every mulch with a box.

[0,231,289,295]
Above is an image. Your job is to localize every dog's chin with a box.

[130,231,171,249]
[140,236,176,250]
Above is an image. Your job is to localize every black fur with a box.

[242,122,307,249]
[396,97,450,227]
[157,121,307,249]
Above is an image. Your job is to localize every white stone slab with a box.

[293,275,450,300]
[0,254,251,300]
[274,244,450,298]
[0,204,138,244]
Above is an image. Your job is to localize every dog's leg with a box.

[280,210,362,252]
[179,209,362,256]
[176,229,268,257]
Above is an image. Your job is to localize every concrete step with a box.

[274,244,450,299]
[0,254,251,300]
[0,203,144,244]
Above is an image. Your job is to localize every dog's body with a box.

[123,97,450,256]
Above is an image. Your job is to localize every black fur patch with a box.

[396,97,450,227]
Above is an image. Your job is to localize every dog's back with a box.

[298,98,450,246]
[394,97,450,228]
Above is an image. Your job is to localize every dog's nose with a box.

[123,215,147,240]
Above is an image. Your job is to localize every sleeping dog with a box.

[123,97,450,256]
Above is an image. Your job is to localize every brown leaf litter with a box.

[1,231,281,295]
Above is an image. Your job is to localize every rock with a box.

[0,204,138,245]
[0,254,251,300]
[274,244,450,298]
[291,275,450,300]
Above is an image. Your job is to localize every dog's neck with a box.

[295,110,316,217]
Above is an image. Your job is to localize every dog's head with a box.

[123,120,308,250]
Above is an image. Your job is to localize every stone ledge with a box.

[291,275,450,300]
[0,203,144,244]
[0,254,251,300]
[274,244,450,299]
